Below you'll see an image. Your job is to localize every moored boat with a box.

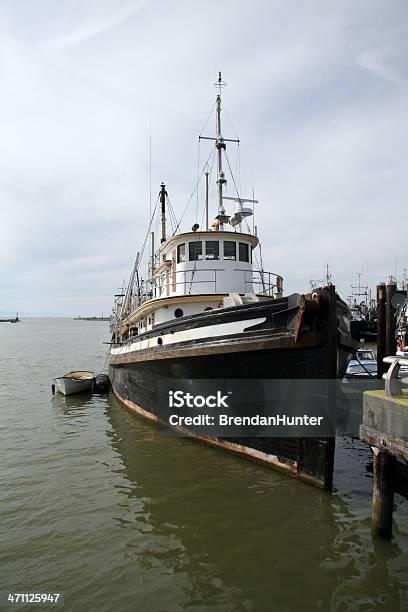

[53,371,95,396]
[109,74,355,488]
[343,346,377,381]
[348,277,377,341]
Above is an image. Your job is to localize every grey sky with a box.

[0,0,407,315]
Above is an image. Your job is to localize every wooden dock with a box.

[360,357,408,537]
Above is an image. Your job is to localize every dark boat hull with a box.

[350,319,377,342]
[110,287,354,489]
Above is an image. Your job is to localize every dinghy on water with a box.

[53,371,95,396]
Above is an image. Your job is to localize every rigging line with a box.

[197,146,217,234]
[97,347,111,375]
[221,103,240,142]
[170,205,179,233]
[197,144,217,232]
[239,211,264,280]
[243,216,262,270]
[167,203,175,233]
[195,138,201,223]
[167,205,174,234]
[198,99,217,137]
[226,148,263,275]
[238,144,242,194]
[149,116,152,220]
[167,200,177,234]
[353,350,376,378]
[188,259,198,295]
[234,141,239,186]
[174,144,216,233]
[187,238,202,295]
[138,194,160,265]
[171,201,179,228]
[224,149,241,200]
[166,197,180,234]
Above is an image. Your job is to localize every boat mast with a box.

[160,182,167,243]
[215,72,227,228]
[200,73,259,232]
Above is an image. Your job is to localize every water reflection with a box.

[104,395,408,611]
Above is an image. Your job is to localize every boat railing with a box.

[244,270,279,297]
[125,270,218,306]
[143,268,223,301]
[124,268,281,312]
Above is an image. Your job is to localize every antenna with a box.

[204,168,209,231]
[325,263,332,285]
[252,169,255,234]
[215,72,227,226]
[214,71,226,96]
[149,116,152,220]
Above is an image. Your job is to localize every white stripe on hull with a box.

[110,317,266,356]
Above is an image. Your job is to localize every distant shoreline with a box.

[74,316,110,321]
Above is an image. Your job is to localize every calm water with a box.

[1,319,408,612]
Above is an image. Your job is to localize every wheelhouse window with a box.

[189,241,203,261]
[177,243,186,263]
[223,241,236,260]
[205,241,219,260]
[239,242,249,262]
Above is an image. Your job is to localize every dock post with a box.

[325,285,337,491]
[377,283,386,379]
[386,280,397,358]
[372,448,395,538]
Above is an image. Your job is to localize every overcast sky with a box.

[0,0,407,316]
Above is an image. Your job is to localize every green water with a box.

[1,319,408,611]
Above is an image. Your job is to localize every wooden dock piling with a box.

[377,283,386,379]
[376,280,398,378]
[372,449,395,538]
[386,280,397,358]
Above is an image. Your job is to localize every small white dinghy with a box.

[53,371,95,396]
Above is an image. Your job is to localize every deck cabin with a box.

[117,228,282,339]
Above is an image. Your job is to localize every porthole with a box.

[157,337,163,346]
[174,308,184,318]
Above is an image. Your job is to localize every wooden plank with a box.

[360,425,408,462]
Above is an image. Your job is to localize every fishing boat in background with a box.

[53,371,95,396]
[343,344,377,381]
[109,73,355,488]
[396,290,408,374]
[348,275,377,341]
